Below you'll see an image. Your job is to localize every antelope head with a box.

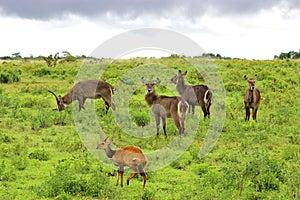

[48,90,66,111]
[141,77,160,94]
[170,70,187,84]
[244,75,257,91]
[96,137,113,150]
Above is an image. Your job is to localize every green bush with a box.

[33,67,51,77]
[31,111,52,130]
[0,161,17,181]
[12,156,28,170]
[131,111,150,127]
[36,161,113,198]
[0,69,21,83]
[0,134,14,143]
[28,149,50,161]
[171,152,193,170]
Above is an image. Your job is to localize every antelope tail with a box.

[178,100,189,126]
[204,89,213,110]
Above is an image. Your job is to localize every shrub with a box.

[28,149,50,161]
[31,111,52,130]
[36,161,113,198]
[131,111,150,127]
[12,156,28,170]
[171,152,193,170]
[142,189,155,200]
[32,68,51,77]
[0,134,14,143]
[245,151,286,192]
[0,161,17,181]
[0,69,21,83]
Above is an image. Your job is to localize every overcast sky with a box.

[0,0,300,59]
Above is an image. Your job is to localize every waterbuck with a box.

[96,137,148,188]
[48,80,115,112]
[170,70,212,118]
[244,75,261,121]
[142,77,189,137]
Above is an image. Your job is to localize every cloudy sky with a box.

[0,0,299,59]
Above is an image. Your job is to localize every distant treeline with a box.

[2,51,300,61]
[274,50,300,59]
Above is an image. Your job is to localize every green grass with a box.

[0,58,299,199]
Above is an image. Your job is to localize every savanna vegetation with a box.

[0,56,299,199]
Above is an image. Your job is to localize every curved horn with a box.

[48,90,59,101]
[103,136,109,142]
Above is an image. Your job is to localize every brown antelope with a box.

[142,77,189,137]
[244,75,261,121]
[48,80,115,112]
[96,137,148,188]
[170,70,213,118]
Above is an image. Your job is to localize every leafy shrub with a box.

[12,156,28,170]
[245,151,286,192]
[0,69,21,83]
[171,152,193,169]
[0,161,17,181]
[33,67,51,77]
[142,189,155,200]
[28,149,50,161]
[31,111,52,130]
[36,161,113,198]
[131,111,150,127]
[0,134,14,143]
[191,163,211,176]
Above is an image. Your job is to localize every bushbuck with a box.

[96,137,148,188]
[244,75,261,121]
[170,70,212,118]
[48,80,115,112]
[142,77,189,137]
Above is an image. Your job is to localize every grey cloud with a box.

[0,0,297,20]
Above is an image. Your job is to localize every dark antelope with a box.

[170,70,212,118]
[96,137,148,188]
[244,75,261,121]
[142,77,189,137]
[48,80,115,112]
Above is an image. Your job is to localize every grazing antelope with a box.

[244,75,261,121]
[96,137,148,188]
[170,70,212,118]
[142,77,189,137]
[48,80,115,112]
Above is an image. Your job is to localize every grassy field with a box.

[0,57,299,199]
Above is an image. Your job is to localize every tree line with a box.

[274,50,300,59]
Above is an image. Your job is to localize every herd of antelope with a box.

[48,70,260,188]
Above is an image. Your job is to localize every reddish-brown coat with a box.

[142,77,189,137]
[96,138,148,188]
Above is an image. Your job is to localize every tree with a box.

[12,52,22,59]
[43,52,60,67]
[276,50,300,60]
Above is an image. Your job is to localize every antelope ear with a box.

[252,75,257,81]
[141,77,147,84]
[178,70,181,73]
[107,139,113,144]
[57,95,63,101]
[244,75,248,81]
[153,78,160,84]
[183,71,187,75]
